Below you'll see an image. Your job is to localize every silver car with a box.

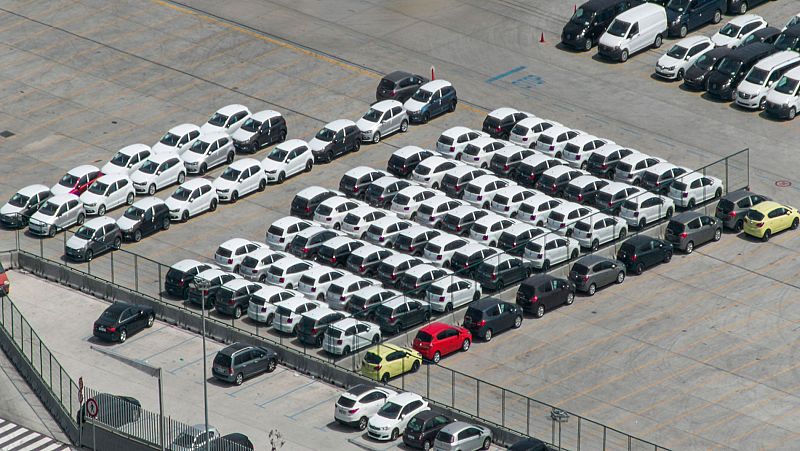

[433,421,492,451]
[356,100,409,144]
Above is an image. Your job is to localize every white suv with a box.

[272,297,322,334]
[334,385,397,431]
[246,285,303,326]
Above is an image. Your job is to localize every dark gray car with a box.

[569,255,625,296]
[211,343,277,386]
[665,212,722,254]
[65,217,123,262]
[715,190,770,231]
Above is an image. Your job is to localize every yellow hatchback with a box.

[743,201,800,241]
[360,343,422,383]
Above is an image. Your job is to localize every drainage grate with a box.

[0,130,14,138]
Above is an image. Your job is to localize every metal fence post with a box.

[501,389,505,427]
[134,254,139,292]
[603,426,607,451]
[526,398,530,435]
[451,371,455,407]
[39,238,43,258]
[577,417,581,451]
[39,339,43,375]
[158,264,162,302]
[49,353,53,388]
[110,252,115,284]
[724,158,729,194]
[476,379,480,417]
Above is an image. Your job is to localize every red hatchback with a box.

[412,322,472,363]
[51,165,103,196]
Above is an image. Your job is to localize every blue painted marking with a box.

[486,66,526,83]
[285,393,340,419]
[256,380,316,408]
[511,74,544,89]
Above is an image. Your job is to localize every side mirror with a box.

[156,171,162,176]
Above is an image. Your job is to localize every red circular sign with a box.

[86,398,99,418]
[775,180,792,187]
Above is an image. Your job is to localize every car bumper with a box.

[597,45,623,60]
[296,332,321,346]
[212,368,236,383]
[735,94,761,109]
[665,237,688,250]
[765,102,793,118]
[28,223,52,235]
[671,196,692,207]
[742,224,764,238]
[715,214,737,229]
[561,35,589,50]
[234,141,258,153]
[132,183,149,194]
[214,305,238,315]
[360,368,381,381]
[272,322,295,334]
[216,190,233,201]
[707,86,734,99]
[165,283,187,298]
[168,209,184,221]
[65,247,87,261]
[463,325,486,338]
[682,77,706,91]
[0,214,25,228]
[367,427,395,441]
[264,171,280,182]
[93,329,119,341]
[655,66,679,79]
[323,342,346,355]
[407,111,425,123]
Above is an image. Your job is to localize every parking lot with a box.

[0,0,799,450]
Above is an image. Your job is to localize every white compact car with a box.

[165,178,218,222]
[272,297,323,334]
[212,158,267,202]
[390,186,437,220]
[518,193,562,227]
[425,276,481,313]
[489,185,535,218]
[509,117,561,148]
[152,123,200,155]
[79,173,135,216]
[101,144,152,175]
[534,126,582,158]
[313,197,363,230]
[468,214,516,246]
[357,100,409,144]
[266,216,315,251]
[435,127,486,160]
[334,385,397,431]
[561,135,615,169]
[668,173,724,208]
[246,284,302,326]
[462,175,514,209]
[545,203,597,236]
[410,156,459,189]
[325,275,375,310]
[613,153,664,186]
[239,248,290,282]
[414,196,463,228]
[655,36,714,80]
[181,132,235,175]
[28,194,85,237]
[214,238,265,272]
[459,137,507,169]
[261,139,314,183]
[297,266,346,301]
[571,213,629,251]
[736,51,800,110]
[130,154,186,195]
[619,192,675,229]
[523,234,581,270]
[322,317,381,355]
[422,235,470,267]
[765,67,800,120]
[265,257,316,289]
[711,14,766,48]
[341,206,391,238]
[364,216,413,248]
[367,392,429,441]
[200,104,251,135]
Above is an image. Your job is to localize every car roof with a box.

[623,235,658,246]
[350,243,384,257]
[168,123,200,135]
[296,186,334,199]
[105,302,132,314]
[440,421,482,434]
[365,343,407,357]
[574,254,612,267]
[445,166,483,178]
[382,253,418,265]
[398,185,432,196]
[568,134,599,145]
[474,214,506,225]
[428,233,466,245]
[383,70,413,82]
[616,3,665,21]
[220,342,250,355]
[551,201,587,213]
[371,176,404,188]
[577,212,612,225]
[620,152,653,163]
[295,225,327,237]
[543,165,574,176]
[196,268,230,279]
[454,242,493,254]
[419,79,451,92]
[592,144,627,157]
[405,264,438,276]
[468,297,505,310]
[703,46,734,59]
[330,274,370,287]
[68,165,100,176]
[250,109,281,121]
[516,116,556,128]
[387,391,423,405]
[721,189,753,202]
[598,181,631,193]
[784,66,800,79]
[750,201,783,213]
[16,184,50,196]
[228,157,261,170]
[487,107,519,119]
[330,317,367,330]
[93,173,128,184]
[442,126,474,137]
[671,211,705,223]
[117,143,151,156]
[222,278,256,290]
[494,145,528,157]
[132,197,166,209]
[468,174,502,186]
[322,235,356,248]
[752,26,781,37]
[304,265,344,277]
[448,205,480,216]
[646,162,677,173]
[219,238,254,249]
[272,256,306,268]
[417,155,449,168]
[371,99,403,111]
[353,285,396,297]
[392,145,429,158]
[726,42,773,61]
[215,104,249,115]
[252,284,295,297]
[520,274,556,287]
[481,253,518,265]
[430,276,468,289]
[276,139,308,152]
[83,216,117,229]
[325,119,356,130]
[198,131,231,143]
[272,216,309,228]
[370,215,407,228]
[726,14,763,26]
[569,175,602,186]
[503,222,536,235]
[540,125,573,136]
[753,51,800,70]
[302,306,340,320]
[347,206,380,217]
[178,178,213,190]
[276,296,313,308]
[321,196,352,207]
[345,166,378,178]
[426,195,456,207]
[674,35,712,48]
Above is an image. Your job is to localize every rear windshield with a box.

[367,224,383,236]
[379,79,396,90]
[292,236,310,247]
[298,316,316,332]
[428,285,445,295]
[267,225,283,236]
[375,305,394,318]
[438,136,454,146]
[328,284,345,296]
[418,204,434,216]
[367,184,384,198]
[471,224,487,235]
[565,185,582,196]
[463,144,482,156]
[349,296,369,309]
[589,153,605,164]
[465,308,483,320]
[572,263,589,275]
[213,354,231,367]
[344,213,360,225]
[415,165,432,176]
[667,221,685,234]
[538,175,556,187]
[538,135,553,145]
[337,395,356,408]
[292,196,309,210]
[216,247,232,258]
[616,162,632,173]
[549,212,565,222]
[394,194,411,205]
[395,235,413,248]
[527,242,542,253]
[275,306,293,316]
[717,198,735,213]
[415,331,433,342]
[299,275,316,286]
[268,266,284,276]
[465,184,482,194]
[341,175,358,188]
[364,352,382,364]
[327,327,342,338]
[442,174,459,187]
[511,124,528,135]
[349,255,365,267]
[564,143,580,154]
[483,117,501,129]
[671,181,687,191]
[643,172,659,184]
[493,195,509,205]
[388,155,407,167]
[575,221,591,232]
[316,205,333,216]
[595,192,612,204]
[443,215,460,226]
[621,200,638,211]
[426,244,442,254]
[166,268,185,280]
[746,210,765,221]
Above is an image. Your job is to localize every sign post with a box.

[78,377,84,448]
[86,397,99,451]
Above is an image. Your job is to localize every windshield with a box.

[38,202,58,216]
[188,139,210,155]
[58,173,79,188]
[110,152,130,166]
[221,167,241,181]
[315,128,335,142]
[171,187,192,201]
[694,54,716,71]
[774,34,800,51]
[8,193,29,207]
[208,112,228,126]
[716,58,742,77]
[139,160,158,174]
[667,0,689,12]
[719,23,741,38]
[241,118,261,132]
[411,89,432,102]
[607,20,630,38]
[745,67,769,85]
[377,402,402,419]
[267,147,289,162]
[124,206,144,220]
[362,109,382,122]
[667,45,689,59]
[75,226,95,240]
[87,181,108,195]
[774,76,800,95]
[570,7,594,26]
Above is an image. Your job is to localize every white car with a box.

[613,153,664,186]
[297,266,346,301]
[415,196,463,228]
[655,35,714,80]
[489,185,535,218]
[165,259,218,298]
[28,194,85,237]
[394,226,442,255]
[619,192,675,229]
[765,67,800,119]
[239,248,290,282]
[51,165,102,196]
[357,100,409,144]
[313,197,363,229]
[668,173,724,208]
[712,15,766,48]
[517,193,562,227]
[266,216,315,251]
[561,135,615,169]
[261,139,314,183]
[426,276,481,313]
[79,173,135,216]
[435,126,486,160]
[131,154,186,195]
[390,186,437,220]
[165,178,218,222]
[346,245,394,277]
[152,123,200,155]
[212,158,267,202]
[515,154,568,187]
[571,213,629,251]
[462,175,515,209]
[460,137,507,169]
[509,117,561,148]
[0,184,51,228]
[497,221,545,254]
[334,385,397,430]
[214,238,265,272]
[364,216,413,248]
[325,275,375,310]
[468,214,516,246]
[272,297,323,334]
[736,51,800,110]
[341,206,391,238]
[231,110,286,153]
[367,392,429,441]
[545,203,597,236]
[265,257,316,289]
[487,145,534,176]
[410,156,459,189]
[246,284,303,325]
[323,317,381,355]
[422,235,470,267]
[101,144,152,175]
[523,234,581,270]
[200,104,251,135]
[534,126,583,158]
[181,132,235,175]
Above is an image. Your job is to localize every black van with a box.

[666,0,726,38]
[561,0,641,51]
[515,275,575,318]
[742,26,781,47]
[683,46,733,90]
[774,24,800,53]
[706,43,776,100]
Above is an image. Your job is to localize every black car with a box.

[683,46,733,90]
[440,208,489,236]
[482,108,530,139]
[535,168,586,196]
[232,111,287,153]
[297,309,349,347]
[402,411,453,450]
[474,255,531,292]
[742,26,781,47]
[0,186,51,228]
[376,71,428,102]
[386,147,434,178]
[489,148,535,176]
[375,299,431,334]
[77,393,141,428]
[365,177,413,208]
[119,199,171,242]
[316,236,365,268]
[210,433,255,451]
[585,147,638,179]
[508,437,550,451]
[775,24,800,53]
[515,275,576,318]
[569,255,626,295]
[93,302,155,343]
[375,255,425,287]
[347,288,399,320]
[616,235,673,275]
[665,0,726,38]
[441,167,487,199]
[289,227,340,260]
[187,271,239,307]
[562,0,641,50]
[450,245,499,278]
[396,265,448,298]
[462,298,523,341]
[706,43,775,100]
[164,260,217,299]
[339,167,387,200]
[290,186,340,219]
[212,343,278,385]
[310,120,361,163]
[214,281,262,318]
[727,0,769,15]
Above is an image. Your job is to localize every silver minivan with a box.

[433,421,492,451]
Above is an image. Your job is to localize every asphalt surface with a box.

[0,0,798,450]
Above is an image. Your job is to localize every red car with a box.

[51,165,103,196]
[0,260,8,296]
[412,322,472,363]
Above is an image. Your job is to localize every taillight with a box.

[530,214,536,220]
[331,256,337,263]
[228,368,234,375]
[537,253,543,258]
[631,255,637,262]
[404,207,410,211]
[349,408,359,414]
[336,339,343,345]
[436,255,442,260]
[478,320,486,327]
[495,126,502,132]
[311,328,318,334]
[227,258,233,264]
[429,215,436,221]
[491,273,497,280]
[311,287,317,292]
[729,211,736,217]
[326,217,332,221]
[582,275,589,282]
[608,202,613,207]
[359,265,366,271]
[390,90,396,97]
[379,236,385,242]
[756,222,764,228]
[374,364,382,370]
[585,233,592,238]
[305,207,311,213]
[522,137,528,141]
[302,247,309,253]
[482,235,488,241]
[504,206,510,211]
[279,237,285,243]
[389,317,397,323]
[228,299,235,305]
[353,186,359,193]
[279,277,285,283]
[391,273,397,280]
[477,195,483,200]
[530,295,538,303]
[409,245,415,251]
[455,185,461,192]
[575,155,581,161]
[340,296,346,301]
[178,280,184,286]
[633,212,639,217]
[549,145,555,151]
[601,164,608,169]
[378,195,384,200]
[286,318,293,324]
[680,232,688,239]
[456,225,461,231]
[577,194,583,201]
[559,223,565,228]
[503,164,509,170]
[106,327,117,332]
[353,226,360,231]
[449,146,455,152]
[682,192,688,198]
[439,296,445,302]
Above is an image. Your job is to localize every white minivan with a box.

[765,66,800,120]
[736,51,800,110]
[598,3,667,62]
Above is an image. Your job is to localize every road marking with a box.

[256,380,317,407]
[284,393,340,420]
[0,418,71,450]
[485,66,526,83]
[226,368,288,397]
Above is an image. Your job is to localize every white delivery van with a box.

[598,3,668,62]
[736,51,800,110]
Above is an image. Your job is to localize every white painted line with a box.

[17,436,55,451]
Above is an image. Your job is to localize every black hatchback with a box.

[402,411,453,450]
[683,46,733,90]
[386,147,434,178]
[616,235,673,275]
[462,298,522,341]
[93,302,155,343]
[290,187,339,219]
[376,71,428,103]
[515,275,575,318]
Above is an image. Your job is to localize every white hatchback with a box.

[435,127,486,160]
[239,248,290,282]
[619,192,675,229]
[426,276,481,312]
[356,100,409,144]
[468,215,516,246]
[212,158,267,202]
[130,154,186,195]
[422,235,470,267]
[561,135,615,169]
[534,126,583,158]
[367,393,429,441]
[246,284,303,325]
[545,203,597,236]
[265,257,316,290]
[364,216,413,248]
[489,185,535,218]
[668,173,724,208]
[655,35,714,80]
[214,238,265,272]
[323,318,381,355]
[509,117,561,148]
[325,275,376,310]
[523,234,581,270]
[297,266,346,301]
[272,297,323,334]
[613,153,664,186]
[462,175,515,209]
[200,104,251,135]
[390,186,437,220]
[181,132,235,175]
[152,123,200,155]
[517,193,562,227]
[266,216,315,251]
[261,139,314,183]
[165,178,218,222]
[414,196,463,228]
[341,206,391,238]
[313,197,363,229]
[460,136,507,169]
[571,213,629,251]
[101,144,151,175]
[410,156,459,189]
[28,194,85,237]
[80,173,135,216]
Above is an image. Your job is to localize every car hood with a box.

[213,178,238,191]
[66,235,89,250]
[116,216,140,231]
[368,415,400,430]
[231,128,255,142]
[50,184,74,196]
[766,91,794,105]
[260,158,285,172]
[164,196,188,210]
[599,33,624,48]
[736,80,761,95]
[130,171,155,184]
[101,162,127,175]
[0,203,23,216]
[30,212,56,226]
[181,151,205,164]
[308,137,330,152]
[151,143,178,155]
[200,123,225,134]
[80,192,105,205]
[712,34,737,47]
[684,65,708,81]
[666,9,683,23]
[403,98,427,113]
[562,21,586,36]
[356,118,378,133]
[706,71,732,86]
[657,54,683,68]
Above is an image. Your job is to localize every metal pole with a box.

[201,287,209,451]
[159,368,165,451]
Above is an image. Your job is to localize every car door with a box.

[380,109,393,136]
[259,118,272,146]
[355,323,372,350]
[250,348,269,375]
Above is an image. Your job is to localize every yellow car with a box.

[360,343,422,383]
[743,201,800,241]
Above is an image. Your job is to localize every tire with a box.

[666,207,674,218]
[617,271,625,284]
[146,313,155,327]
[381,372,390,384]
[462,339,471,352]
[266,313,274,326]
[118,328,127,343]
[277,172,285,184]
[400,120,408,133]
[792,218,799,230]
[353,141,361,153]
[588,283,596,296]
[85,249,93,262]
[422,112,430,124]
[226,152,235,164]
[483,329,493,341]
[423,440,432,451]
[513,315,522,328]
[333,223,341,230]
[162,217,170,230]
[235,373,244,386]
[305,160,313,173]
[433,351,441,363]
[209,198,219,212]
[97,205,106,216]
[133,229,142,242]
[591,240,599,252]
[565,292,575,305]
[390,428,399,441]
[432,182,439,190]
[126,193,135,205]
[788,107,796,120]
[177,172,185,184]
[449,100,457,113]
[535,304,545,318]
[676,69,684,81]
[148,184,156,196]
[619,228,627,240]
[278,131,287,143]
[638,218,647,229]
[326,150,333,162]
[482,437,491,450]
[664,251,672,263]
[739,2,747,14]
[285,283,292,290]
[635,262,644,275]
[258,179,266,191]
[233,306,242,319]
[358,417,368,431]
[685,241,694,254]
[715,188,722,199]
[113,237,122,249]
[77,214,85,225]
[734,219,743,232]
[713,228,722,241]
[231,191,239,203]
[411,360,420,372]
[712,9,722,24]
[372,132,381,144]
[679,24,688,38]
[762,229,771,242]
[445,303,453,312]
[584,38,593,51]
[199,163,207,175]
[496,279,505,291]
[687,199,695,209]
[759,97,767,110]
[542,260,550,271]
[267,358,277,372]
[571,249,579,259]
[372,335,380,344]
[653,34,663,49]
[620,50,629,62]
[473,292,480,302]
[342,346,351,356]
[181,210,189,223]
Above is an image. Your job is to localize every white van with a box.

[736,51,800,110]
[765,66,800,120]
[598,3,667,62]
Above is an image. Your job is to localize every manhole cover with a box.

[0,130,14,138]
[775,180,792,187]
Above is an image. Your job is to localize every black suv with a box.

[310,120,361,163]
[316,237,365,268]
[616,235,673,275]
[482,109,530,139]
[375,299,431,334]
[212,343,278,385]
[562,0,641,51]
[462,298,523,341]
[376,71,428,102]
[165,261,217,299]
[515,275,576,318]
[387,147,434,178]
[214,281,262,319]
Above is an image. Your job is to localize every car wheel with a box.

[77,214,85,225]
[372,132,381,144]
[422,112,430,123]
[226,152,235,164]
[679,24,688,38]
[513,315,522,329]
[235,373,244,386]
[423,440,432,451]
[758,97,767,110]
[687,199,695,209]
[97,204,106,216]
[666,207,674,219]
[231,191,239,203]
[571,249,579,260]
[118,328,127,343]
[326,150,334,162]
[234,306,242,319]
[181,210,189,223]
[381,372,390,384]
[411,360,420,372]
[353,141,361,153]
[788,107,796,120]
[713,228,722,241]
[584,38,593,51]
[635,262,644,275]
[199,163,207,175]
[267,358,277,372]
[177,172,185,184]
[305,160,313,172]
[445,302,453,313]
[712,9,722,24]
[535,304,545,318]
[762,229,771,241]
[146,313,155,328]
[209,198,219,212]
[342,346,351,356]
[333,222,341,230]
[591,240,599,251]
[619,228,627,240]
[372,335,380,344]
[400,120,409,133]
[685,241,694,254]
[133,229,142,242]
[791,218,799,230]
[126,193,135,205]
[620,50,629,62]
[113,237,122,249]
[653,34,663,49]
[277,172,285,184]
[85,249,93,262]
[496,279,505,291]
[266,313,274,326]
[542,260,550,271]
[148,184,156,196]
[449,100,457,113]
[462,339,471,352]
[566,292,575,305]
[482,437,492,450]
[739,2,747,14]
[162,217,170,230]
[664,251,672,263]
[480,163,488,169]
[358,417,368,431]
[390,428,399,441]
[580,161,588,170]
[483,329,493,341]
[588,283,596,296]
